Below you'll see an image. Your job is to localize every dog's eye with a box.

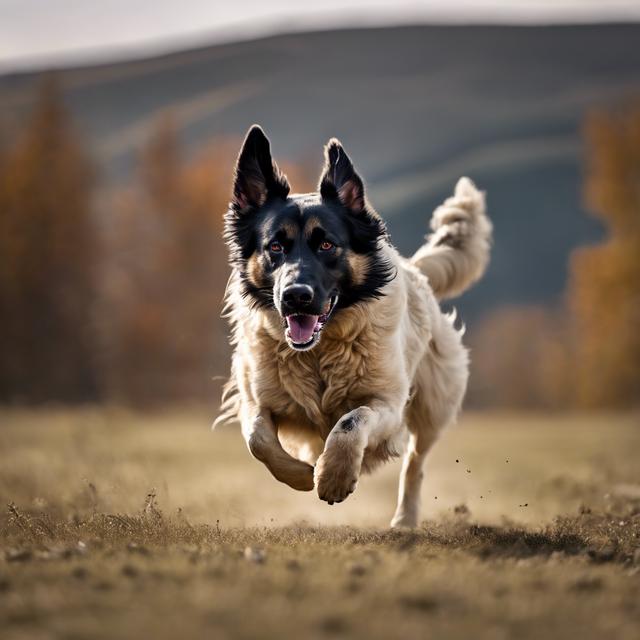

[270,241,283,253]
[319,240,334,252]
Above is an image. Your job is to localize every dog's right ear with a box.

[319,138,366,213]
[232,125,290,211]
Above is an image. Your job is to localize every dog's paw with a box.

[315,455,358,505]
[390,510,419,529]
[314,442,361,505]
[287,461,315,492]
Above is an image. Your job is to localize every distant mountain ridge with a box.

[2,24,639,319]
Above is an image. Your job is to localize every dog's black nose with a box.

[282,284,314,308]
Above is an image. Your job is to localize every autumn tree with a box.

[466,106,640,411]
[566,106,640,408]
[466,305,570,409]
[99,117,235,404]
[0,78,98,402]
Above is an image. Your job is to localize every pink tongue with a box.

[287,315,319,344]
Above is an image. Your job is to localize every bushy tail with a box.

[411,177,492,301]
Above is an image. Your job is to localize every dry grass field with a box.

[1,408,639,640]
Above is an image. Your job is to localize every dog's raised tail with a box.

[410,177,492,301]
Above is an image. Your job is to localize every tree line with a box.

[0,79,638,409]
[0,80,234,405]
[467,104,640,409]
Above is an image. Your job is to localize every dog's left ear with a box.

[232,125,290,210]
[319,138,365,213]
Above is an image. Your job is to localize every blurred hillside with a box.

[1,24,639,408]
[2,24,640,321]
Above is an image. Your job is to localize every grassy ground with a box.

[0,409,639,639]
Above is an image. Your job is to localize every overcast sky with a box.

[2,0,640,72]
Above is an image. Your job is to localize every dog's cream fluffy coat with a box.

[218,177,492,527]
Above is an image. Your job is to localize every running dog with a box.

[216,125,492,527]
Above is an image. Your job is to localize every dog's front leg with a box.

[242,408,314,491]
[315,402,402,504]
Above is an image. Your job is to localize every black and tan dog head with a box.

[224,125,394,351]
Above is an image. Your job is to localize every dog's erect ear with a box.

[232,125,290,210]
[319,138,365,213]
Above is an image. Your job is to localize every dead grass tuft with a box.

[3,494,638,567]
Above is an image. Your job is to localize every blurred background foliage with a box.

[0,40,638,410]
[468,106,640,409]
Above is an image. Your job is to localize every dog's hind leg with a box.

[391,319,469,528]
[242,407,315,492]
[390,425,437,528]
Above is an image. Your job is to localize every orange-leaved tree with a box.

[567,106,640,408]
[98,116,232,404]
[466,305,571,409]
[0,77,98,402]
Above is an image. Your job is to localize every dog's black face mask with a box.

[224,125,394,351]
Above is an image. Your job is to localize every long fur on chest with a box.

[216,260,420,437]
[245,303,395,436]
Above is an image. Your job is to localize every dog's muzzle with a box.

[282,294,338,350]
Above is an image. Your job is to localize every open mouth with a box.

[284,295,338,350]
